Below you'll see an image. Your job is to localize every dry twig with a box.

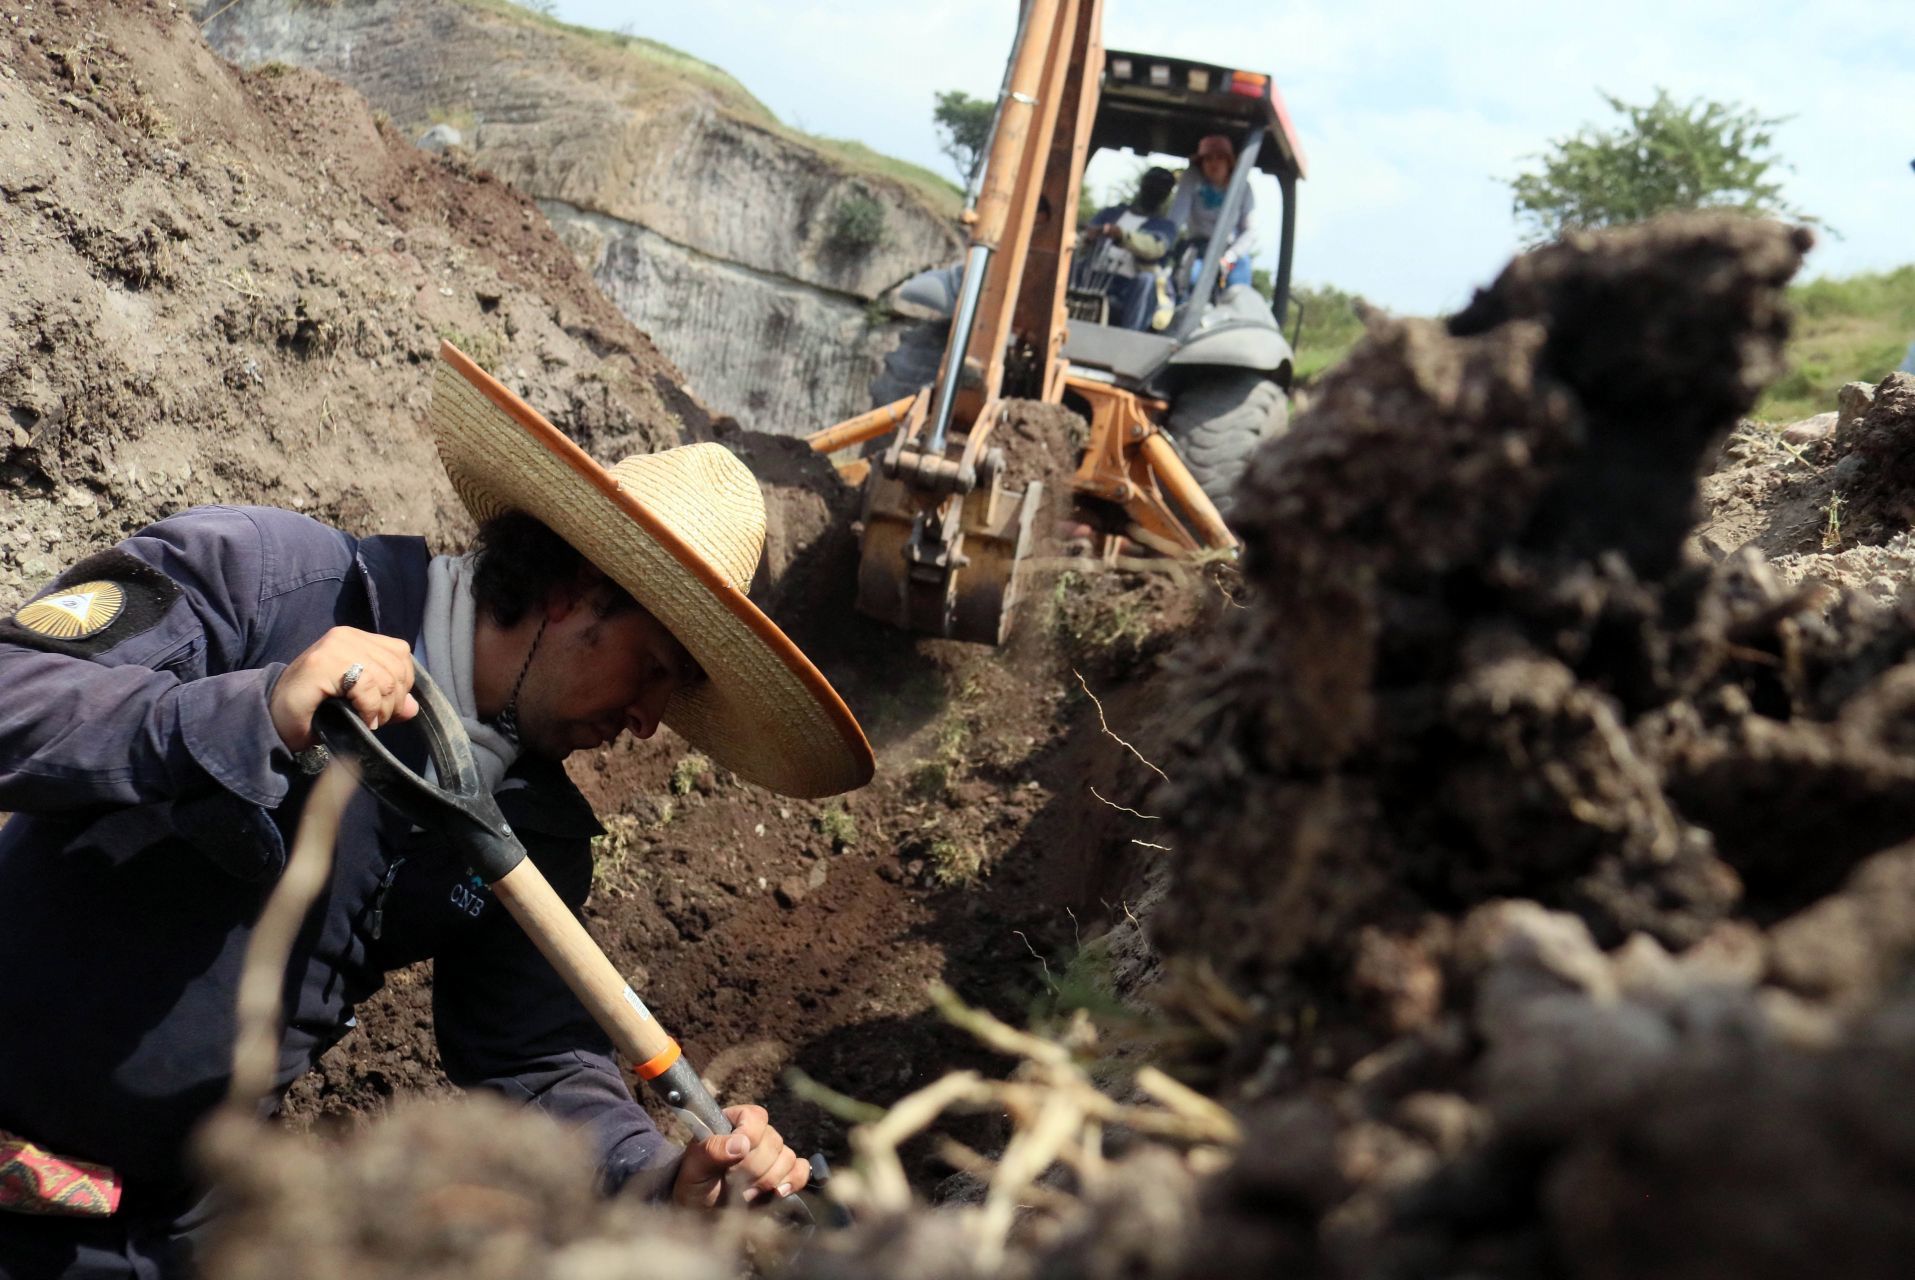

[226,764,356,1113]
[821,981,1241,1269]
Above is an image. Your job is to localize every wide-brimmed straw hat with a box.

[426,341,873,798]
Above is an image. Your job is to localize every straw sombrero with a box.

[426,342,873,798]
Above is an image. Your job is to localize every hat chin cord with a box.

[488,615,548,744]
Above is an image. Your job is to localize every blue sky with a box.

[551,0,1914,314]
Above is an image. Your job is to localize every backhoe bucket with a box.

[856,459,1043,646]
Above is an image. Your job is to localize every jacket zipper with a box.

[368,857,406,940]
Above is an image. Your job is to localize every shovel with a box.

[313,661,823,1223]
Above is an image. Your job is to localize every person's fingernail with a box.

[725,1135,749,1159]
[776,1182,792,1198]
[741,1187,761,1204]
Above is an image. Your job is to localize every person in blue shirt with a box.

[1168,133,1256,294]
[1084,167,1181,331]
[0,347,874,1278]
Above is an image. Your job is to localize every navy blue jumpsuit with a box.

[0,506,675,1278]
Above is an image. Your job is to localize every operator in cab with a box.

[1083,166,1180,332]
[1169,133,1256,294]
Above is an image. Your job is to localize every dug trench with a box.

[283,403,1219,1182]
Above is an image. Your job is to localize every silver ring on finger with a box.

[339,662,365,696]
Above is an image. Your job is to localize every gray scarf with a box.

[415,553,519,794]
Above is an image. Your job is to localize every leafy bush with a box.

[1508,89,1814,246]
[828,191,887,253]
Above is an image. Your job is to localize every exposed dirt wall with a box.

[1,0,691,611]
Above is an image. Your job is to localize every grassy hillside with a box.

[469,0,961,215]
[1755,265,1915,422]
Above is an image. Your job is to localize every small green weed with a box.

[1028,938,1128,1027]
[590,813,643,891]
[817,803,857,849]
[908,759,951,802]
[927,838,984,887]
[827,191,887,253]
[669,752,711,796]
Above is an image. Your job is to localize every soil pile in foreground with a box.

[1143,215,1915,1277]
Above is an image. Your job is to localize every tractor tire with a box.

[1165,372,1289,516]
[869,321,949,410]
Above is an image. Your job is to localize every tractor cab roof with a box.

[1092,50,1307,180]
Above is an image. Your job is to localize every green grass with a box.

[1755,265,1915,423]
[807,137,962,216]
[1271,266,1915,412]
[460,0,772,120]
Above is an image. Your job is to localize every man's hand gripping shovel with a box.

[312,662,825,1228]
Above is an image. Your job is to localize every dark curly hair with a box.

[470,511,640,627]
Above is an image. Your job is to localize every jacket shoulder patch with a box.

[15,580,126,639]
[2,549,183,657]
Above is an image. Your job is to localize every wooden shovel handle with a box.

[489,860,687,1084]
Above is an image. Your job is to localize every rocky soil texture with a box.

[0,0,694,607]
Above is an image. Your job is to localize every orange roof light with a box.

[1229,70,1269,98]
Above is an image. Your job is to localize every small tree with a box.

[1508,89,1813,245]
[932,90,994,187]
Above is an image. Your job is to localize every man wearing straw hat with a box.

[0,344,872,1276]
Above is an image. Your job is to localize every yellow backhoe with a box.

[806,0,1308,644]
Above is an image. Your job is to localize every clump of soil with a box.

[1134,215,1915,1275]
[1155,214,1808,1015]
[199,1099,747,1280]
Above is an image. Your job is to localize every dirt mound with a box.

[1697,375,1915,562]
[1124,215,1915,1275]
[0,0,693,612]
